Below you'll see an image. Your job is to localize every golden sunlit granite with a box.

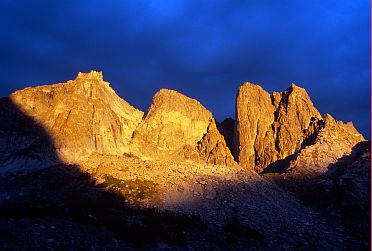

[5,72,235,167]
[233,82,364,173]
[2,71,365,174]
[233,82,276,172]
[288,113,365,173]
[130,89,235,166]
[9,71,144,163]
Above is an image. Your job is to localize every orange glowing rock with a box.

[233,82,364,173]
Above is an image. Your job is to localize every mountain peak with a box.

[131,88,235,165]
[240,82,266,92]
[6,71,144,163]
[76,70,103,82]
[286,83,308,95]
[155,88,189,101]
[290,83,299,89]
[68,70,112,97]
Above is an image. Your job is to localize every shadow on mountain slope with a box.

[216,118,235,156]
[261,154,297,174]
[0,97,370,250]
[0,97,271,250]
[263,141,371,250]
[0,97,204,250]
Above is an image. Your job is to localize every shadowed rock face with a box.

[234,82,364,173]
[7,71,144,163]
[130,89,235,165]
[217,118,235,152]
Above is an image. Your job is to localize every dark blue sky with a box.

[0,0,370,138]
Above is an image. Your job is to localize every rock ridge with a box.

[0,71,365,174]
[0,73,235,169]
[234,82,364,173]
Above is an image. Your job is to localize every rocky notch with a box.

[2,71,144,164]
[130,89,235,166]
[234,82,365,173]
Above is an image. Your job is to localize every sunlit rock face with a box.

[1,71,234,167]
[130,89,235,165]
[1,71,364,173]
[8,71,144,163]
[271,84,322,160]
[288,114,365,174]
[233,82,364,173]
[233,83,276,172]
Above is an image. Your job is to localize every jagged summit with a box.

[76,70,104,81]
[234,82,322,171]
[234,81,364,173]
[4,71,144,164]
[67,70,114,97]
[283,83,317,103]
[289,82,301,90]
[0,72,365,173]
[1,72,235,168]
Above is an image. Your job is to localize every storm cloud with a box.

[0,0,370,137]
